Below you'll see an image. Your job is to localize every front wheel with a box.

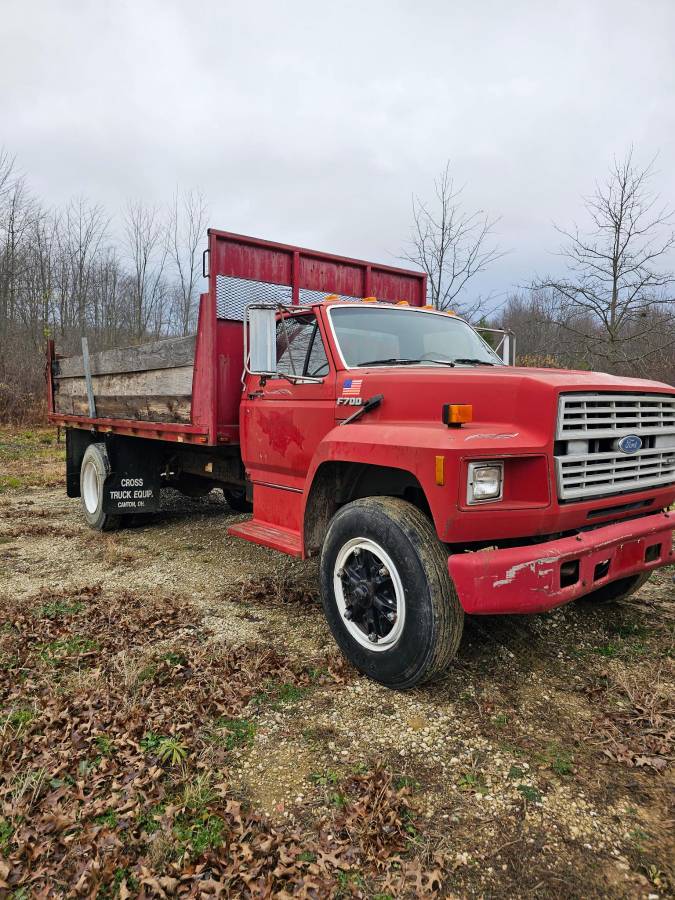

[320,497,463,689]
[578,572,651,604]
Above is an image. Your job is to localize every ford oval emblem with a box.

[618,434,643,454]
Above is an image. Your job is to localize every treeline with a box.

[494,289,675,385]
[0,149,206,421]
[1,148,674,424]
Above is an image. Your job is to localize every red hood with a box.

[336,365,675,443]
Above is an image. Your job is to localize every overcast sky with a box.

[2,0,675,311]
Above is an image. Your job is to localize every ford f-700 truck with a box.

[47,229,675,688]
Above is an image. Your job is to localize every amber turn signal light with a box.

[442,403,473,427]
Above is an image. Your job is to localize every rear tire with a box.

[80,443,121,532]
[174,474,212,498]
[224,488,253,513]
[579,572,651,604]
[320,497,463,689]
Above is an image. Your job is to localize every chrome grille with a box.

[557,392,675,440]
[555,392,675,501]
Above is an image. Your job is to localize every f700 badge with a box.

[337,397,363,406]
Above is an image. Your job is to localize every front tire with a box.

[579,572,651,604]
[80,443,121,532]
[320,497,463,689]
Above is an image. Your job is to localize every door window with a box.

[276,314,329,378]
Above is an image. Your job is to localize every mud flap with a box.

[101,439,161,515]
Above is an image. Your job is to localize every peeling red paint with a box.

[448,511,674,615]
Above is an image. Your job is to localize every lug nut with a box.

[344,608,353,620]
[385,611,396,623]
[379,566,389,577]
[368,632,378,643]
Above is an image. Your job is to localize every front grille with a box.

[555,392,675,501]
[557,393,675,439]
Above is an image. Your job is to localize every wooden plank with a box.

[54,393,193,424]
[56,335,196,378]
[55,366,194,398]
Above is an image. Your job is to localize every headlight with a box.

[467,461,504,504]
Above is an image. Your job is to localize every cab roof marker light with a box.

[323,294,339,302]
[442,403,473,428]
[396,299,409,305]
[363,296,377,303]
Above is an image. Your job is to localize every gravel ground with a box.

[1,426,674,898]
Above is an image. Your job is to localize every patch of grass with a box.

[215,717,256,751]
[0,817,13,854]
[458,772,488,795]
[252,679,309,708]
[174,811,225,858]
[0,476,24,492]
[394,775,419,791]
[97,867,139,899]
[609,621,650,640]
[94,809,119,829]
[4,708,35,730]
[593,642,621,659]
[309,769,341,787]
[533,743,574,776]
[298,850,317,863]
[336,869,365,891]
[38,635,97,665]
[35,599,84,619]
[517,784,542,803]
[139,732,162,752]
[508,764,525,780]
[491,713,509,727]
[136,803,166,835]
[95,735,114,756]
[628,826,650,850]
[549,748,574,777]
[328,791,348,808]
[161,651,187,667]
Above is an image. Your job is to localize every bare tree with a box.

[538,150,675,370]
[57,198,108,335]
[403,161,504,315]
[168,189,207,336]
[124,200,169,339]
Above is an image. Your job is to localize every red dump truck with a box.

[47,229,675,688]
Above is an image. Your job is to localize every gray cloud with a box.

[2,0,674,309]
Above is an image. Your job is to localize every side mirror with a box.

[246,306,277,374]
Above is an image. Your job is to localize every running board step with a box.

[227,519,303,557]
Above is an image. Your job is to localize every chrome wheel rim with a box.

[333,537,405,652]
[82,459,100,514]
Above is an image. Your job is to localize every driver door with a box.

[240,311,336,491]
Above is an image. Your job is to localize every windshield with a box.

[329,306,503,367]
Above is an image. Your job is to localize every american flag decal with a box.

[342,378,362,396]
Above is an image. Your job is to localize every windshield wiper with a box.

[359,357,455,367]
[452,358,496,366]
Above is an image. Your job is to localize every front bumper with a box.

[448,510,674,615]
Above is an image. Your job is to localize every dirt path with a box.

[1,427,673,897]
